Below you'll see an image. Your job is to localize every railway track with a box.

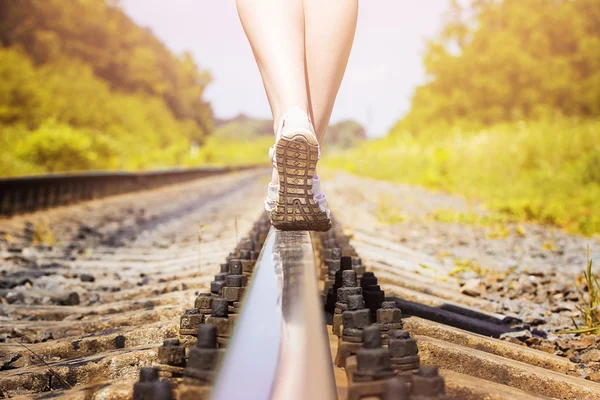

[1,168,600,399]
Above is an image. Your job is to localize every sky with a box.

[121,1,450,137]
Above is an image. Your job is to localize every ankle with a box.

[273,105,311,134]
[270,167,278,185]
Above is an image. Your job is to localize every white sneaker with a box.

[264,107,331,231]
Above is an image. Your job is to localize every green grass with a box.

[562,250,600,335]
[184,136,272,167]
[375,194,406,224]
[323,118,600,235]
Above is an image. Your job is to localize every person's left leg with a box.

[236,0,309,186]
[303,0,359,144]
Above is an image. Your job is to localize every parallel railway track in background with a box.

[1,167,600,399]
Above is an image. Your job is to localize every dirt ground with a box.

[2,169,600,398]
[324,171,600,381]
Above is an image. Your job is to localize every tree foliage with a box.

[325,118,600,235]
[401,0,600,130]
[0,46,196,174]
[0,0,215,176]
[0,0,213,141]
[327,0,600,235]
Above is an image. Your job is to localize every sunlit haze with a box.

[121,1,449,137]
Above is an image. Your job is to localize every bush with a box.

[324,118,600,235]
[0,47,199,174]
[16,121,119,173]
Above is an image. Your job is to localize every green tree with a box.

[0,0,213,141]
[401,0,600,131]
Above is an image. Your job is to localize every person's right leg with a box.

[236,0,331,231]
[236,0,308,133]
[303,0,358,144]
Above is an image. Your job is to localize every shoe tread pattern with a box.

[270,132,331,232]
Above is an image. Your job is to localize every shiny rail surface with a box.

[212,228,337,400]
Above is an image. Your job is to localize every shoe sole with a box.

[270,132,332,232]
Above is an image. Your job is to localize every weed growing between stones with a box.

[375,195,405,224]
[32,220,54,247]
[564,249,600,335]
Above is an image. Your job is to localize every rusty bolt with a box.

[326,259,341,277]
[184,324,219,384]
[340,256,353,270]
[331,247,342,259]
[197,324,218,349]
[158,338,186,367]
[241,260,255,275]
[325,286,337,314]
[342,270,357,287]
[211,298,229,318]
[133,368,157,399]
[352,257,366,276]
[226,275,243,288]
[335,287,362,309]
[133,368,173,400]
[389,330,418,357]
[222,286,245,302]
[382,301,397,309]
[389,330,420,372]
[206,299,234,338]
[342,300,370,341]
[139,367,159,381]
[363,285,385,318]
[324,238,337,248]
[194,293,213,313]
[230,301,243,313]
[210,280,225,295]
[337,271,362,306]
[333,311,344,337]
[325,261,349,313]
[347,294,365,310]
[360,272,378,290]
[180,309,204,335]
[382,375,411,400]
[229,260,243,275]
[377,302,402,325]
[326,258,354,313]
[411,367,446,398]
[238,249,251,260]
[353,326,395,382]
[334,259,354,288]
[226,252,235,263]
[336,286,362,307]
[239,238,254,251]
[363,325,383,348]
[324,247,342,260]
[389,329,419,358]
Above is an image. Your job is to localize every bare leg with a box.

[303,0,358,144]
[236,0,309,184]
[237,0,356,231]
[236,0,308,131]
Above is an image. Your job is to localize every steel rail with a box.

[212,228,337,400]
[0,165,259,216]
